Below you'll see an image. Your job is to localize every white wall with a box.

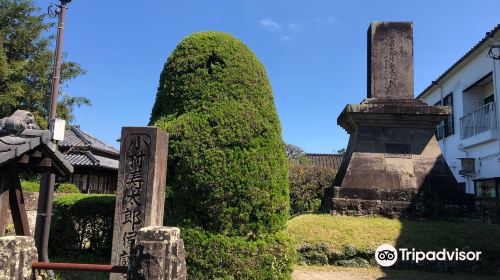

[419,47,500,194]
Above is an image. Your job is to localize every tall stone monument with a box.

[111,127,187,280]
[111,127,168,273]
[329,22,462,217]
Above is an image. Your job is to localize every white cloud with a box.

[288,23,302,33]
[281,36,292,41]
[260,18,282,31]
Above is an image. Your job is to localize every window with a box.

[475,179,499,199]
[484,94,494,104]
[443,93,454,136]
[434,100,444,140]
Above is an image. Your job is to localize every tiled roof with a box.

[65,151,119,170]
[0,110,73,175]
[305,153,343,170]
[59,125,119,156]
[416,24,500,100]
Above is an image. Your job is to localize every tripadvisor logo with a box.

[375,244,482,267]
[375,244,398,267]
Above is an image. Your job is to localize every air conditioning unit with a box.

[458,158,475,176]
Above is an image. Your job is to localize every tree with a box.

[151,31,289,237]
[285,143,305,160]
[288,163,337,215]
[0,0,89,128]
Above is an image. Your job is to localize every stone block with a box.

[367,22,413,99]
[129,226,187,280]
[0,236,38,280]
[110,127,169,280]
[347,157,385,172]
[354,141,374,153]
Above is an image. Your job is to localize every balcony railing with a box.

[460,102,497,139]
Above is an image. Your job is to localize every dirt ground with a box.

[293,269,384,280]
[292,266,498,280]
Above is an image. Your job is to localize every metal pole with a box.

[34,0,70,264]
[49,1,68,121]
[32,262,128,273]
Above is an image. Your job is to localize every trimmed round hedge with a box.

[182,228,295,279]
[150,31,289,237]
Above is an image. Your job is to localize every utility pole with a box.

[34,0,71,264]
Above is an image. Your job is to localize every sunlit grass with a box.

[285,214,401,253]
[285,214,500,256]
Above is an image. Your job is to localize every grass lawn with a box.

[285,214,500,255]
[285,213,500,274]
[286,214,401,253]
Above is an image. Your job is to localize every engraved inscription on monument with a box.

[384,143,411,159]
[110,127,168,280]
[367,21,413,99]
[118,133,151,266]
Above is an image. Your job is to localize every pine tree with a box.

[0,0,90,127]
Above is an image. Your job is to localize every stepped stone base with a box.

[331,196,474,219]
[328,99,466,217]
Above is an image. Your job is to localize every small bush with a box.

[49,194,115,257]
[182,228,296,280]
[288,163,337,215]
[21,180,39,192]
[5,223,14,235]
[55,182,80,193]
[297,242,330,265]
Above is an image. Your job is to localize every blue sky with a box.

[34,0,500,152]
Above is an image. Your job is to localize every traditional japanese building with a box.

[305,153,343,170]
[59,125,119,194]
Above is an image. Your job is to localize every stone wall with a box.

[470,198,500,224]
[4,192,68,236]
[330,194,500,225]
[5,192,40,236]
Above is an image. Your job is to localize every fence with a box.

[460,102,497,139]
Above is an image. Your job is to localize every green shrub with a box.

[150,31,289,237]
[21,180,39,192]
[55,182,80,193]
[288,163,337,215]
[48,195,296,278]
[21,180,80,193]
[296,242,330,265]
[182,228,296,280]
[49,194,115,257]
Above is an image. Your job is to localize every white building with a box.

[417,24,500,199]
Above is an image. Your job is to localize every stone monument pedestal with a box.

[328,22,467,217]
[330,98,462,217]
[0,236,38,280]
[129,226,187,280]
